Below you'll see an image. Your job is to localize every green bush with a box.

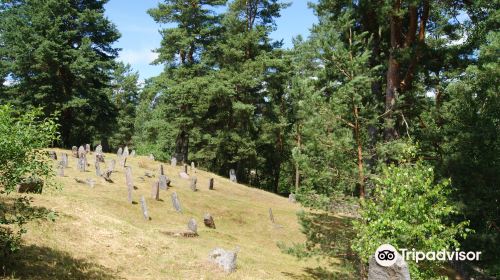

[352,162,470,279]
[0,105,59,255]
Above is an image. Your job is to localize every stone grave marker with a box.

[85,144,91,154]
[61,153,69,168]
[183,164,188,174]
[171,192,182,212]
[190,177,197,191]
[130,150,136,157]
[125,167,133,203]
[209,247,238,273]
[269,208,275,224]
[149,154,155,161]
[179,172,189,179]
[288,193,296,203]
[171,157,177,166]
[78,146,85,158]
[229,169,237,183]
[95,161,101,176]
[140,196,149,220]
[95,144,103,154]
[204,213,216,229]
[188,218,197,234]
[72,146,78,157]
[151,181,160,200]
[123,146,130,158]
[77,157,86,172]
[57,163,64,177]
[108,159,115,172]
[121,157,127,168]
[48,151,57,160]
[117,147,123,157]
[159,175,169,190]
[86,178,95,188]
[159,164,164,175]
[208,178,214,190]
[190,162,196,172]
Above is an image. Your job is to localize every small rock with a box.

[209,247,238,273]
[203,213,216,229]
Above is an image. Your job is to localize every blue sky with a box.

[104,1,318,80]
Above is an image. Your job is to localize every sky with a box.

[104,1,318,81]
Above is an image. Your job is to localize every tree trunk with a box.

[295,123,301,193]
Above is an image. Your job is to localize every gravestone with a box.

[123,146,130,158]
[269,208,275,224]
[208,178,214,190]
[78,146,85,158]
[122,157,127,168]
[77,157,86,172]
[229,169,237,183]
[86,178,95,188]
[204,213,216,229]
[117,147,123,157]
[96,153,105,163]
[190,177,197,191]
[188,218,197,234]
[183,164,188,174]
[190,162,196,172]
[171,157,177,167]
[159,164,164,175]
[179,172,189,179]
[72,146,78,157]
[149,154,155,161]
[159,175,169,190]
[95,161,101,176]
[85,144,91,154]
[208,247,238,273]
[130,150,136,157]
[95,145,103,154]
[171,192,182,212]
[140,196,149,220]
[125,167,133,203]
[48,151,57,160]
[151,181,160,200]
[108,159,115,172]
[288,193,296,203]
[61,153,69,168]
[368,252,410,280]
[102,170,113,182]
[57,163,64,177]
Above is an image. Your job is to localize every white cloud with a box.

[119,48,159,65]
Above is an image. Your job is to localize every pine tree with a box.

[0,0,120,146]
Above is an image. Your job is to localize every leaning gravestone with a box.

[125,167,133,203]
[171,157,177,167]
[190,177,197,191]
[72,146,78,157]
[108,159,116,172]
[171,192,182,212]
[367,251,410,280]
[208,178,214,190]
[204,213,216,229]
[188,218,198,234]
[209,247,238,273]
[140,196,149,220]
[229,169,237,183]
[151,181,160,200]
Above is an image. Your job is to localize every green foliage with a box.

[0,0,120,146]
[352,162,470,279]
[0,105,59,255]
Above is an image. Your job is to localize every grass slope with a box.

[3,149,334,279]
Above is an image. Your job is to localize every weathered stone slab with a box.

[61,153,69,168]
[269,208,275,224]
[77,157,86,172]
[229,169,237,183]
[151,181,160,200]
[368,251,410,280]
[204,213,216,229]
[190,162,196,172]
[171,192,182,212]
[125,167,133,203]
[171,157,177,166]
[183,164,188,174]
[208,178,214,190]
[288,193,296,203]
[179,172,189,179]
[130,150,136,157]
[140,196,149,220]
[95,161,101,176]
[159,164,164,175]
[121,157,127,168]
[209,247,238,273]
[72,146,78,157]
[57,163,64,177]
[85,144,91,154]
[108,159,115,173]
[78,146,85,158]
[95,145,102,154]
[48,151,57,160]
[188,218,197,234]
[117,147,123,157]
[159,175,169,190]
[123,146,129,158]
[190,177,197,191]
[149,154,155,161]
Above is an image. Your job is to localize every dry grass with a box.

[2,149,340,280]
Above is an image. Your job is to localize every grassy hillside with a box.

[2,149,338,279]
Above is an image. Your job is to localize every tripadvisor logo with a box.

[374,244,482,266]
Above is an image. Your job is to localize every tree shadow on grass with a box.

[280,211,361,280]
[1,245,118,280]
